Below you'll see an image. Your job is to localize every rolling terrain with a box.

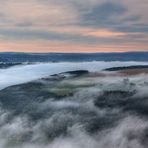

[0,65,147,148]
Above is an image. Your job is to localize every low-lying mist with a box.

[0,61,148,90]
[0,62,148,148]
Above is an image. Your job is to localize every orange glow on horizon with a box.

[0,40,147,53]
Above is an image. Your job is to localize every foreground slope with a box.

[0,69,148,148]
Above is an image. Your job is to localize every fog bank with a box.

[0,61,148,90]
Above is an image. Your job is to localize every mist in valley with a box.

[0,62,148,148]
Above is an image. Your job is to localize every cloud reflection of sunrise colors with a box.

[0,0,147,52]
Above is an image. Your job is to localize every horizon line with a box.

[0,51,148,54]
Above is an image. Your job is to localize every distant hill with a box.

[0,52,148,62]
[104,65,148,71]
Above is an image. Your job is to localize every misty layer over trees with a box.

[0,63,148,148]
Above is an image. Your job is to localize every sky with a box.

[0,0,148,53]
